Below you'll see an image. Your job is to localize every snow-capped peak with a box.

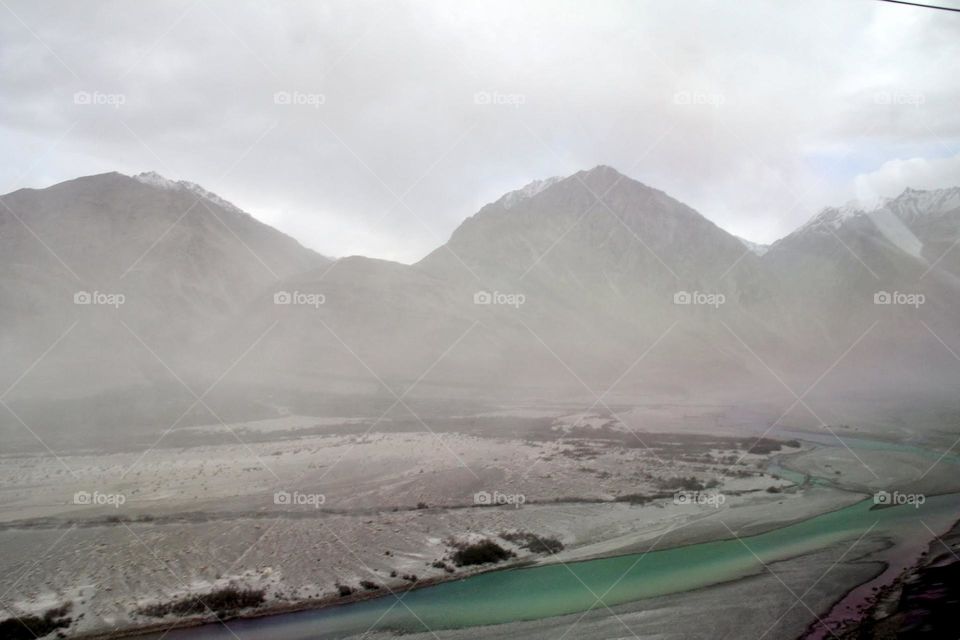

[799,200,871,233]
[500,176,564,209]
[886,186,960,220]
[799,186,960,236]
[133,171,247,216]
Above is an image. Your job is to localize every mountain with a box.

[1,168,958,446]
[762,186,960,395]
[0,171,327,402]
[736,236,769,257]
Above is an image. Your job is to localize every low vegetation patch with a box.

[449,539,515,566]
[500,531,564,554]
[0,603,72,640]
[137,587,265,618]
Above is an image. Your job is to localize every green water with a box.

[154,494,960,639]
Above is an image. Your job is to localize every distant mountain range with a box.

[1,167,957,443]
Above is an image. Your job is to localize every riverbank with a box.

[4,402,958,639]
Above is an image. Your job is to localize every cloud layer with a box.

[2,0,958,261]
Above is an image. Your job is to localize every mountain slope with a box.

[0,171,328,400]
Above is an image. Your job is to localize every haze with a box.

[2,0,959,262]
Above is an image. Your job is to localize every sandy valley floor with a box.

[1,402,957,638]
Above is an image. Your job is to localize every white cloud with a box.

[1,0,958,260]
[854,154,960,203]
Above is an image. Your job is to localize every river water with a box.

[150,491,959,638]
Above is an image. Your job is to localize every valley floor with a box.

[0,402,957,639]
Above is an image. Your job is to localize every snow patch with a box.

[133,171,248,217]
[500,176,563,209]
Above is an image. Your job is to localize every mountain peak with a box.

[499,175,564,209]
[583,164,622,177]
[133,171,248,217]
[888,185,960,218]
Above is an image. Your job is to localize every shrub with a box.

[451,540,514,566]
[137,588,264,618]
[500,531,564,554]
[0,604,72,640]
[659,476,705,491]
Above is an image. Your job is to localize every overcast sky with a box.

[2,0,959,262]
